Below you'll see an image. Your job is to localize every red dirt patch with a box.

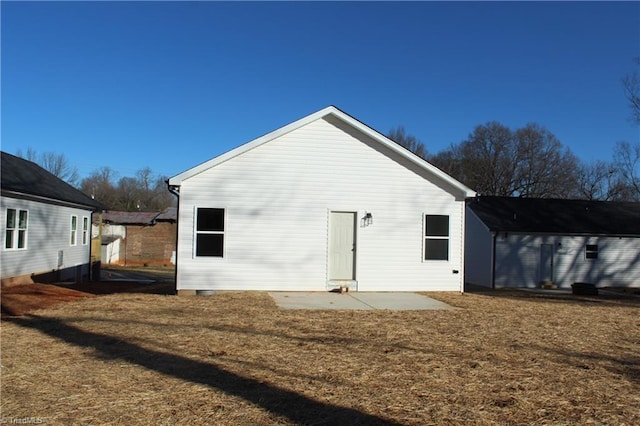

[1,283,94,317]
[1,280,174,318]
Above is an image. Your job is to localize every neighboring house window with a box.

[196,208,225,257]
[82,217,89,245]
[424,215,449,260]
[585,244,598,260]
[5,209,28,250]
[70,215,78,246]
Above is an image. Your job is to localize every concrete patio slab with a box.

[268,292,455,311]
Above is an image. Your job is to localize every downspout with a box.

[491,232,497,289]
[460,200,466,294]
[167,180,180,294]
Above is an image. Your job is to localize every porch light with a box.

[362,212,373,227]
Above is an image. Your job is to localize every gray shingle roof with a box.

[468,196,640,236]
[99,207,176,225]
[1,151,106,210]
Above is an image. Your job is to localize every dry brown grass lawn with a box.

[1,288,639,425]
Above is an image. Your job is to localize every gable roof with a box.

[1,151,106,211]
[168,106,475,197]
[468,196,640,236]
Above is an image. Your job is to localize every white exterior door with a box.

[329,212,356,280]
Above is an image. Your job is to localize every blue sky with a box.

[2,1,639,181]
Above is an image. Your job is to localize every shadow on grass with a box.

[59,281,175,295]
[8,314,400,425]
[530,343,640,385]
[464,285,640,308]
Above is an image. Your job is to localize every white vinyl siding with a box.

[493,234,640,288]
[464,208,494,288]
[1,197,93,281]
[175,116,466,292]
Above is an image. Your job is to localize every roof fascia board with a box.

[490,230,640,238]
[1,189,104,212]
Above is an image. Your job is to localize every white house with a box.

[168,106,475,293]
[1,152,106,285]
[466,196,640,289]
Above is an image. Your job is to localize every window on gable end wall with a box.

[195,208,225,257]
[5,208,28,250]
[70,215,78,246]
[424,214,449,261]
[585,244,598,260]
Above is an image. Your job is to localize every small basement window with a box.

[424,215,449,261]
[585,244,598,260]
[196,208,225,257]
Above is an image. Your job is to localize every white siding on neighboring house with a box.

[493,234,640,288]
[101,238,123,264]
[1,196,93,281]
[464,209,494,288]
[174,114,471,292]
[93,223,126,264]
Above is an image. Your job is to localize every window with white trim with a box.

[5,208,28,250]
[424,215,449,261]
[70,215,78,246]
[195,208,225,257]
[82,217,89,245]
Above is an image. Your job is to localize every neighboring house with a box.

[168,106,475,293]
[93,207,177,266]
[466,196,640,289]
[1,152,106,284]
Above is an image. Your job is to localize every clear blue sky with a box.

[2,1,639,181]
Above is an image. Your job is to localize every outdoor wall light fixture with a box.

[362,212,373,227]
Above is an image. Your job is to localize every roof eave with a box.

[2,189,107,211]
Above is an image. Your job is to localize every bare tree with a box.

[431,122,518,196]
[79,166,175,211]
[613,141,640,200]
[117,176,142,211]
[622,58,640,124]
[80,167,119,209]
[387,126,427,159]
[576,160,621,200]
[513,124,580,198]
[15,147,37,162]
[15,148,80,186]
[430,122,580,198]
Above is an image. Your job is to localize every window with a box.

[586,244,598,260]
[424,215,449,261]
[196,208,224,257]
[82,217,89,245]
[5,209,28,250]
[70,215,78,246]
